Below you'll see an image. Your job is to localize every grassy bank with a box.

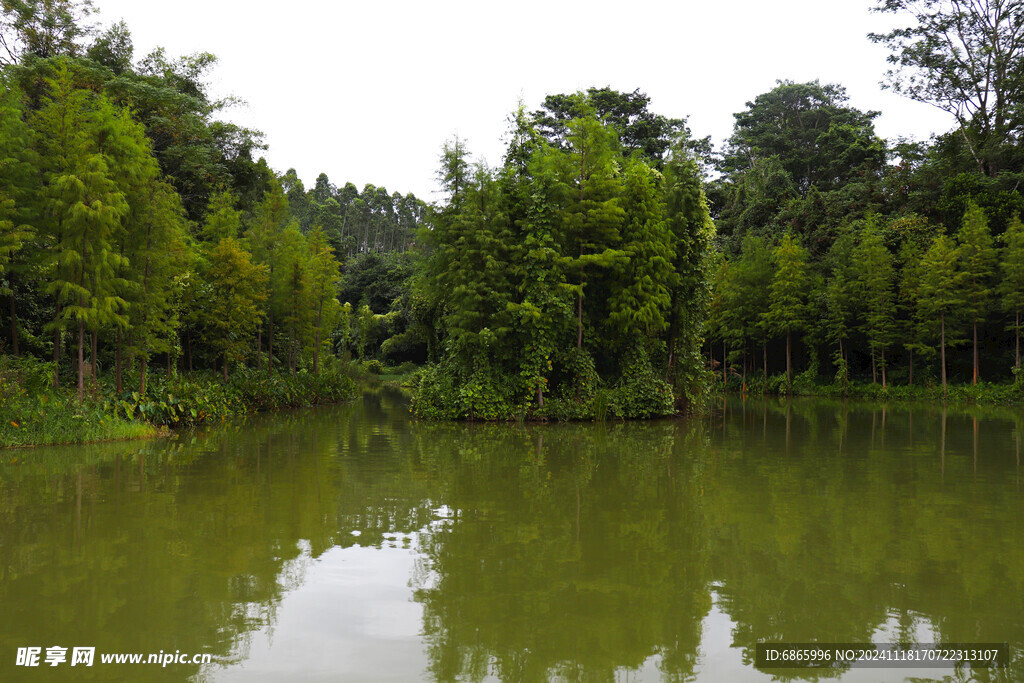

[716,368,1024,406]
[1,356,358,449]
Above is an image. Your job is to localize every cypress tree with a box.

[202,237,268,381]
[307,224,341,375]
[854,224,896,387]
[918,235,965,395]
[32,64,130,400]
[765,232,811,386]
[999,214,1024,374]
[956,203,997,384]
[0,78,33,355]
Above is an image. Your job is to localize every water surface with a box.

[1,390,1022,681]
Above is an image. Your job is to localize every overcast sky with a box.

[94,0,955,201]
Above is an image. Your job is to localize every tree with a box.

[870,0,1024,177]
[202,237,267,380]
[720,81,885,194]
[606,159,675,349]
[0,75,33,355]
[999,214,1024,372]
[0,0,95,64]
[663,149,715,409]
[502,108,571,408]
[272,224,312,374]
[86,19,132,74]
[245,182,289,371]
[918,234,965,394]
[822,228,859,370]
[734,236,774,380]
[764,233,811,385]
[557,110,626,350]
[307,224,341,374]
[199,190,242,243]
[853,223,897,386]
[32,63,130,399]
[532,86,710,166]
[125,181,189,394]
[898,240,930,385]
[956,202,997,383]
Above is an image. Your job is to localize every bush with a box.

[604,349,674,419]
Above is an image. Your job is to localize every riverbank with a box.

[717,371,1024,406]
[0,356,358,449]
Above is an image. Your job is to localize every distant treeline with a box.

[703,0,1024,393]
[0,1,427,401]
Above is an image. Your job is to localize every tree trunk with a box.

[91,330,98,391]
[223,353,228,382]
[940,312,947,396]
[52,302,62,388]
[871,348,877,385]
[314,299,323,375]
[77,318,84,402]
[576,289,583,349]
[742,348,747,394]
[8,291,18,356]
[722,340,727,388]
[763,341,767,381]
[973,321,979,385]
[187,330,192,373]
[256,326,262,372]
[1017,310,1021,371]
[116,328,123,393]
[268,312,274,373]
[881,346,886,388]
[167,350,172,378]
[537,380,544,408]
[786,329,792,386]
[140,357,148,395]
[909,347,914,387]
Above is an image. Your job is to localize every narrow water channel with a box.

[1,389,1022,681]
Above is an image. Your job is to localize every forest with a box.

[2,0,1024,444]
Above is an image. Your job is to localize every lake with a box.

[1,388,1022,681]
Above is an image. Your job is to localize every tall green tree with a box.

[0,75,33,355]
[558,110,626,350]
[853,223,897,386]
[606,159,675,349]
[32,63,129,399]
[202,237,267,380]
[999,214,1024,372]
[307,224,341,374]
[918,234,965,394]
[663,149,715,409]
[764,232,811,385]
[898,240,930,385]
[956,202,997,384]
[245,182,289,371]
[126,181,189,393]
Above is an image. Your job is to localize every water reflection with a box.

[0,390,1022,681]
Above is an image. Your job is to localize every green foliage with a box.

[414,102,714,420]
[202,237,268,374]
[853,222,897,381]
[603,348,674,419]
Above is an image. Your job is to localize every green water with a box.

[1,389,1023,681]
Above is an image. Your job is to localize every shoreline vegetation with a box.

[713,368,1024,407]
[0,355,356,448]
[5,1,1024,430]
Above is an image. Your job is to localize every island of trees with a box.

[4,0,1024,446]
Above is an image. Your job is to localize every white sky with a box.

[93,0,956,202]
